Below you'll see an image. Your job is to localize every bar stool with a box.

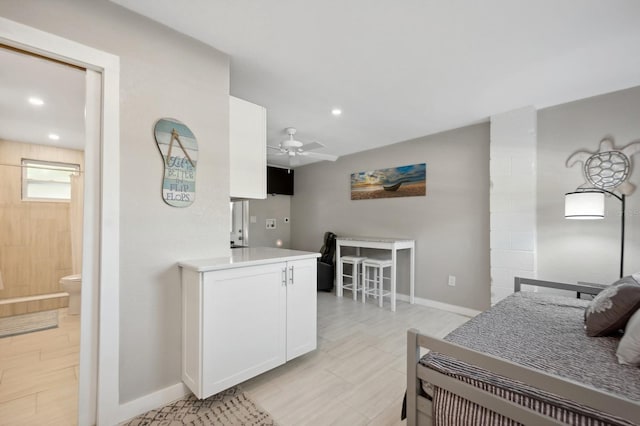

[340,256,367,301]
[362,258,395,311]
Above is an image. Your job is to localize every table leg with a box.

[391,248,397,311]
[336,243,342,297]
[410,245,415,304]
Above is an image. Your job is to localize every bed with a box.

[406,277,640,426]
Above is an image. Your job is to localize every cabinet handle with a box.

[289,266,294,284]
[282,268,287,286]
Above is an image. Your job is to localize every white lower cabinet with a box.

[181,257,317,399]
[285,259,318,360]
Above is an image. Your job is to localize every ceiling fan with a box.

[267,127,339,164]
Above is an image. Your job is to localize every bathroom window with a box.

[21,159,80,202]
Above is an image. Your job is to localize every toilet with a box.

[60,274,82,315]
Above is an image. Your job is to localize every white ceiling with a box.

[110,0,640,167]
[0,47,86,151]
[9,2,639,167]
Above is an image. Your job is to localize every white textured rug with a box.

[0,310,58,338]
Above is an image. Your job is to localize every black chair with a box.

[317,232,337,292]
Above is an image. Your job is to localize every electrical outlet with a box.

[447,275,456,287]
[266,218,276,229]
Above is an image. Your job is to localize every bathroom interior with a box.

[0,46,86,423]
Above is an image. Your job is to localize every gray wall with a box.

[0,0,231,403]
[291,123,491,311]
[248,195,292,248]
[537,86,640,284]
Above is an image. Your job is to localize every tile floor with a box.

[0,292,469,426]
[0,308,79,426]
[242,291,470,426]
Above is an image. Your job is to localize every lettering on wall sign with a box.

[154,118,199,207]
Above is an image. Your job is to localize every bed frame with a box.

[406,277,640,426]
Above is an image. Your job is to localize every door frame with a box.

[0,17,120,425]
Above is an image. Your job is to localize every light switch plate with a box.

[250,215,257,224]
[266,218,276,229]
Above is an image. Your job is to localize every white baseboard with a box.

[396,293,481,317]
[117,382,190,424]
[115,294,480,424]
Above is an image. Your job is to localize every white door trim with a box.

[0,17,120,426]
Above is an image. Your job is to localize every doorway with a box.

[0,45,86,424]
[0,16,120,425]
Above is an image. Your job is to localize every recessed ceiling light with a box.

[28,97,44,106]
[48,133,60,141]
[331,108,342,116]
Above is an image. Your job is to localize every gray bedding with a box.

[419,292,640,426]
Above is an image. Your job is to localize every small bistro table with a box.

[335,236,415,308]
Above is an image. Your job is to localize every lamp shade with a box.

[564,191,605,219]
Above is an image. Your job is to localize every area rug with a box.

[0,310,58,338]
[121,386,277,426]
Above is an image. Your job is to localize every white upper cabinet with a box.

[229,96,266,199]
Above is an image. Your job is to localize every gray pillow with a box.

[585,274,640,337]
[617,307,640,366]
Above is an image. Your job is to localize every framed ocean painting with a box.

[351,163,426,200]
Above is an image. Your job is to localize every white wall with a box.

[248,195,292,248]
[537,86,640,284]
[0,0,231,403]
[291,123,490,312]
[490,107,537,304]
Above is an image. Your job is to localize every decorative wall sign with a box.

[566,138,640,195]
[154,118,198,207]
[351,163,426,200]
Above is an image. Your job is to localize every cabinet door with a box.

[230,96,266,199]
[286,259,317,360]
[201,262,286,398]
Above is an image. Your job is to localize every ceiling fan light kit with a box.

[282,127,303,149]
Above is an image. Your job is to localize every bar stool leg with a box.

[378,265,383,308]
[362,265,367,304]
[373,268,378,300]
[391,265,396,312]
[352,263,358,301]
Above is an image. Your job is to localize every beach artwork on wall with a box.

[154,118,199,207]
[351,163,426,200]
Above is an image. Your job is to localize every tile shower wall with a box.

[490,107,537,304]
[0,140,84,316]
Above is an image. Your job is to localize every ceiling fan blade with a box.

[304,151,339,161]
[299,141,324,151]
[267,145,288,156]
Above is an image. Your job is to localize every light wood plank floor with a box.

[242,291,470,426]
[0,294,469,426]
[0,308,79,426]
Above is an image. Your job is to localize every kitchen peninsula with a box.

[179,247,320,399]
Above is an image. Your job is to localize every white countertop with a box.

[179,247,320,272]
